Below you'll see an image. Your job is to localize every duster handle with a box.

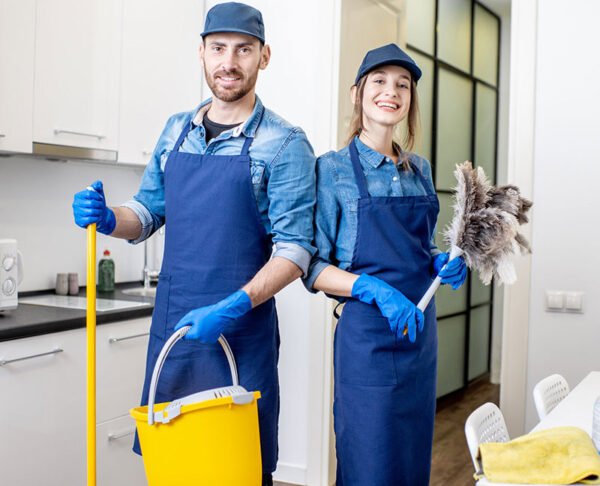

[417,246,464,312]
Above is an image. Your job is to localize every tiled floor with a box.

[275,379,500,486]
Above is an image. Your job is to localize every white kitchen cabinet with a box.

[96,317,150,423]
[0,328,86,485]
[97,414,146,486]
[33,0,122,151]
[118,0,204,166]
[0,317,151,486]
[0,0,35,153]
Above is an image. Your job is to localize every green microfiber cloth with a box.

[476,426,600,484]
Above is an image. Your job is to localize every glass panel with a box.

[437,0,472,73]
[406,0,435,55]
[437,315,466,397]
[468,305,491,380]
[475,83,497,184]
[474,5,499,86]
[436,68,473,190]
[434,192,467,316]
[405,49,434,161]
[471,270,492,306]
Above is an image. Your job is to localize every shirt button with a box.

[392,176,399,182]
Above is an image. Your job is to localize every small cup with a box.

[68,273,79,295]
[55,273,68,295]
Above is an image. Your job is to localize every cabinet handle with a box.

[108,428,136,441]
[0,347,63,366]
[142,150,153,156]
[54,128,106,140]
[0,133,6,138]
[109,332,149,344]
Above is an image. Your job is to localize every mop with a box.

[417,161,532,311]
[86,222,97,486]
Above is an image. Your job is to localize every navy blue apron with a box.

[333,140,440,486]
[134,109,280,475]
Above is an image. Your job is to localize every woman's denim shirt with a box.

[304,136,440,290]
[121,96,316,275]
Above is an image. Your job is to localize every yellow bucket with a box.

[130,327,262,486]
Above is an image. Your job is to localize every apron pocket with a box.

[336,304,398,386]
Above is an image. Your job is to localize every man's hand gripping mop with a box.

[417,161,533,312]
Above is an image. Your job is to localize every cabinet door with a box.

[96,317,151,423]
[118,0,204,166]
[97,414,147,486]
[0,329,86,485]
[33,0,122,151]
[0,0,35,153]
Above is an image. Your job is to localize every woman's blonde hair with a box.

[346,72,421,171]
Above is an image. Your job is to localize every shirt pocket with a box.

[250,159,266,185]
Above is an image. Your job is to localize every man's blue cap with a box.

[355,43,422,85]
[201,2,265,44]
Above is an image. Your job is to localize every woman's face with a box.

[359,65,412,129]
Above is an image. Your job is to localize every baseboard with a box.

[273,462,307,485]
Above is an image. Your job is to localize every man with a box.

[72,3,316,484]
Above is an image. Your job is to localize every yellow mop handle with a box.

[86,223,96,486]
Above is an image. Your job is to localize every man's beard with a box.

[205,67,259,102]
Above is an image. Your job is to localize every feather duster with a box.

[417,161,532,311]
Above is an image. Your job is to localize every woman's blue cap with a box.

[201,2,265,44]
[355,43,422,85]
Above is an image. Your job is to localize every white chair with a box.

[533,373,570,420]
[464,402,510,479]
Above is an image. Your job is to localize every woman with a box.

[304,44,467,485]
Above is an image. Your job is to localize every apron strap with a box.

[240,136,253,156]
[172,121,195,152]
[407,160,437,197]
[349,139,370,199]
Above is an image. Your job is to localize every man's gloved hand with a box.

[351,274,424,342]
[174,290,253,343]
[433,253,467,290]
[72,180,116,235]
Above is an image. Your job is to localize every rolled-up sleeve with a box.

[121,115,181,244]
[303,155,340,292]
[268,128,316,275]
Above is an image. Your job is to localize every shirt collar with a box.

[192,96,264,138]
[353,136,388,168]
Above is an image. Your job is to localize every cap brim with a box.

[355,59,422,85]
[200,28,265,44]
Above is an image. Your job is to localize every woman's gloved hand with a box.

[351,274,424,342]
[72,180,116,235]
[174,290,253,343]
[433,253,467,290]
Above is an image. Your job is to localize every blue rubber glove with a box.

[174,290,253,343]
[351,274,424,342]
[433,253,467,290]
[72,180,116,235]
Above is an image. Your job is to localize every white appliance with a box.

[0,239,23,312]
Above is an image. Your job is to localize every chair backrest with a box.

[464,402,510,475]
[533,373,570,420]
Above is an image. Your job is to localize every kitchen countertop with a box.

[0,282,155,342]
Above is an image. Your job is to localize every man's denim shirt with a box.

[122,96,316,275]
[304,136,441,291]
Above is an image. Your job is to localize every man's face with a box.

[200,33,270,102]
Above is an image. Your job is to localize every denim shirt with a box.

[122,96,316,275]
[304,136,441,290]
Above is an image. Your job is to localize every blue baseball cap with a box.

[201,2,265,44]
[355,43,422,85]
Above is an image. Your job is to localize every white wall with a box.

[523,0,600,430]
[0,155,145,291]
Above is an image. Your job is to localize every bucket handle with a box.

[147,326,238,425]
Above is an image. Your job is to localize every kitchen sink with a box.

[122,286,157,297]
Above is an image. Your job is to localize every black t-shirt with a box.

[202,114,242,143]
